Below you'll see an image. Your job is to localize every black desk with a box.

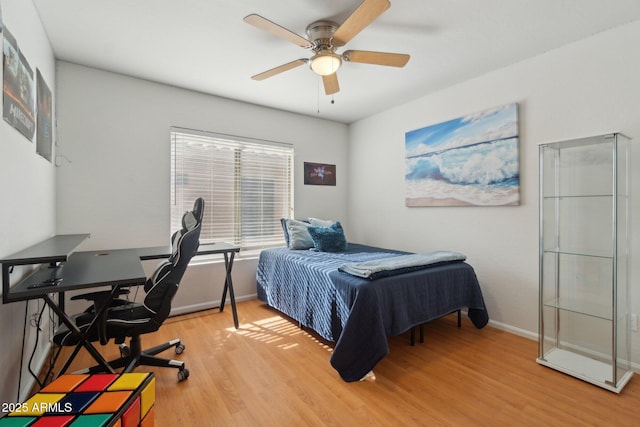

[2,236,240,379]
[6,249,146,302]
[137,242,241,328]
[0,234,90,266]
[2,234,90,303]
[1,235,147,375]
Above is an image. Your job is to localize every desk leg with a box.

[46,262,65,327]
[219,251,238,329]
[58,291,65,327]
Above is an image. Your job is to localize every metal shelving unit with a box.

[537,133,633,393]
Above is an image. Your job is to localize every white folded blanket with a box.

[339,251,466,279]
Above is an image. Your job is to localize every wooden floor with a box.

[53,299,640,426]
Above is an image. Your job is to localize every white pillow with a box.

[286,219,314,250]
[308,217,334,227]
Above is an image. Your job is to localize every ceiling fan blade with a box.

[332,0,390,46]
[343,50,410,67]
[322,73,340,95]
[243,14,312,48]
[251,59,308,81]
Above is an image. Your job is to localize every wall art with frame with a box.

[405,102,520,207]
[304,162,336,186]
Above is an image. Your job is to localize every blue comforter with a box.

[256,244,489,382]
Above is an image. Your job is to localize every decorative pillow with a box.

[308,217,334,227]
[280,218,291,246]
[307,221,348,252]
[285,219,314,250]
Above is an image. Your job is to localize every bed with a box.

[256,243,489,382]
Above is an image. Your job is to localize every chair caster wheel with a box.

[175,343,185,355]
[119,345,131,358]
[178,368,189,381]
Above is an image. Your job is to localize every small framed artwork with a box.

[304,162,336,186]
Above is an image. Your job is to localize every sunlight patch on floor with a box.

[226,315,334,353]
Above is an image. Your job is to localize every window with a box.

[170,127,294,251]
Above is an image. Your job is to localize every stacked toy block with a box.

[1,372,155,427]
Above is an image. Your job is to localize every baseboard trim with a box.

[487,318,538,341]
[169,294,257,317]
[486,318,640,374]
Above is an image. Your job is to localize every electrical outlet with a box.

[631,314,639,332]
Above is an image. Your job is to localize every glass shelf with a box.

[542,248,613,259]
[542,194,613,199]
[542,297,612,321]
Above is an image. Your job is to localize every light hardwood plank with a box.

[50,299,640,426]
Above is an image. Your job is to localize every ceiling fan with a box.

[243,0,410,95]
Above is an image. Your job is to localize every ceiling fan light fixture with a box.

[245,1,408,94]
[310,51,342,76]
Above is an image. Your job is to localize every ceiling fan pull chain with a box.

[317,77,321,114]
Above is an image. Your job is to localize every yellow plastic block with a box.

[140,377,155,418]
[107,373,149,391]
[41,374,90,393]
[9,393,65,416]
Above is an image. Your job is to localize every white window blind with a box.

[170,127,294,251]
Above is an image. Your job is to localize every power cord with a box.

[29,300,65,388]
[45,304,61,384]
[17,302,28,401]
[28,302,46,389]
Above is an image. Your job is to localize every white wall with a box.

[348,20,640,363]
[0,0,57,403]
[55,62,349,312]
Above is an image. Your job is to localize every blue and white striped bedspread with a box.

[256,244,406,342]
[256,243,488,382]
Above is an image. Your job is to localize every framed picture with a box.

[405,103,520,207]
[304,162,336,186]
[36,69,53,162]
[3,27,36,141]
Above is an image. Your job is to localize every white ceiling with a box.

[33,0,640,124]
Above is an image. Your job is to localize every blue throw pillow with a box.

[308,221,348,252]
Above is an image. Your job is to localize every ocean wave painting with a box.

[405,103,520,206]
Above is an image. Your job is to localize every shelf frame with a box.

[537,133,633,393]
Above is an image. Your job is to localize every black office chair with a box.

[53,198,204,381]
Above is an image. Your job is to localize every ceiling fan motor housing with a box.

[306,20,340,51]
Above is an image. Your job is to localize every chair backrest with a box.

[142,198,204,323]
